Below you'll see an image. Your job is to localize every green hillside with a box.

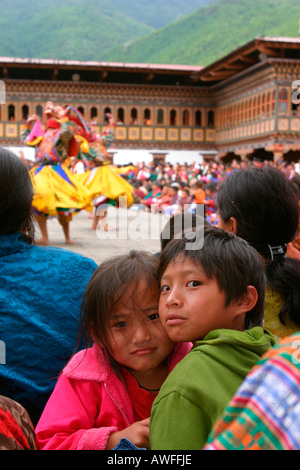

[0,0,298,65]
[0,0,150,60]
[101,0,300,65]
[0,0,209,60]
[108,0,211,29]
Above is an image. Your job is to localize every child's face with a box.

[107,279,175,374]
[159,256,245,342]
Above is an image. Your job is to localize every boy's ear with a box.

[237,285,258,314]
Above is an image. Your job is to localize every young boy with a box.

[149,226,276,450]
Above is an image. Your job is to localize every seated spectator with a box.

[0,147,97,426]
[178,187,192,211]
[136,163,150,181]
[140,182,162,209]
[162,184,181,216]
[155,185,172,212]
[217,165,300,341]
[193,179,207,205]
[204,181,218,225]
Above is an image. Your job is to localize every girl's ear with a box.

[229,216,238,235]
[237,285,258,314]
[218,216,238,235]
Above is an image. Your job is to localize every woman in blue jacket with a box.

[0,147,97,426]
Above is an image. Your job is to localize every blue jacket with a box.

[0,232,97,425]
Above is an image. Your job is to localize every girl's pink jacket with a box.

[35,342,192,450]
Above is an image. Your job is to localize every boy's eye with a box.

[148,313,159,321]
[160,285,170,293]
[187,280,201,287]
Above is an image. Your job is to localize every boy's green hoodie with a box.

[150,327,276,450]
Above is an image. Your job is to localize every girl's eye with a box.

[148,313,159,321]
[160,285,170,293]
[187,280,201,288]
[113,321,127,328]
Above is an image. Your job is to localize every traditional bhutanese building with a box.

[0,36,299,163]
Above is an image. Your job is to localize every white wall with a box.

[112,149,205,166]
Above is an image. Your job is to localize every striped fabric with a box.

[205,333,300,450]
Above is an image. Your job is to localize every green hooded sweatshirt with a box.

[150,327,276,450]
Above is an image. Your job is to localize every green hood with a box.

[150,327,277,450]
[195,326,276,354]
[191,327,276,378]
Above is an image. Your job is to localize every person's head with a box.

[79,250,175,374]
[169,185,179,197]
[217,166,299,258]
[217,166,300,327]
[158,226,265,343]
[291,174,300,202]
[181,188,190,199]
[204,182,217,197]
[194,180,205,189]
[0,147,35,240]
[160,211,209,252]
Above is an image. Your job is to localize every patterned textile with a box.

[0,396,38,450]
[205,333,300,450]
[35,128,65,163]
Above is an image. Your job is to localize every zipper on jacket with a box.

[104,383,131,427]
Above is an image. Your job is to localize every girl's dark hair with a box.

[217,166,300,326]
[0,147,35,241]
[78,250,160,351]
[158,226,266,329]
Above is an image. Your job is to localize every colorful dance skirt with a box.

[30,163,93,217]
[77,164,134,207]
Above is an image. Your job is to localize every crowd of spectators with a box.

[119,157,300,225]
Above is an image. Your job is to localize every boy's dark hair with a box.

[0,147,35,241]
[217,166,300,326]
[160,211,209,252]
[158,226,266,329]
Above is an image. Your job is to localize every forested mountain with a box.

[0,0,299,66]
[0,0,210,60]
[101,0,300,65]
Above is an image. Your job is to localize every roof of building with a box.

[0,36,299,87]
[196,36,300,84]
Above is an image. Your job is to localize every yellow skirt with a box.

[76,165,134,207]
[30,163,93,217]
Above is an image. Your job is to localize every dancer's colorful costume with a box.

[24,102,93,219]
[74,112,134,208]
[24,104,134,220]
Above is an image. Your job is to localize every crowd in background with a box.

[116,157,300,224]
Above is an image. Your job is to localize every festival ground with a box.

[39,208,163,265]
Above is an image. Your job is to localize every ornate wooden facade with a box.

[0,36,299,162]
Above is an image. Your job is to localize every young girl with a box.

[35,250,191,450]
